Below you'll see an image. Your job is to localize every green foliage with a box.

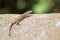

[17,0,26,9]
[0,0,55,14]
[0,8,9,14]
[32,0,54,14]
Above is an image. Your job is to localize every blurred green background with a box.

[0,0,60,14]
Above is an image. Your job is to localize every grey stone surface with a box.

[0,14,60,40]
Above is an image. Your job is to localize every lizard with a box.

[9,10,32,37]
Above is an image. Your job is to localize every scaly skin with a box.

[9,10,32,37]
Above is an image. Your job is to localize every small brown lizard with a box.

[9,10,32,36]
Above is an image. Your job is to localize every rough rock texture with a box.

[0,14,60,40]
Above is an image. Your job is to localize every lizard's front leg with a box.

[9,10,32,37]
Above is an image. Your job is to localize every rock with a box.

[0,14,60,40]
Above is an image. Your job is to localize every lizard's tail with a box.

[9,23,14,37]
